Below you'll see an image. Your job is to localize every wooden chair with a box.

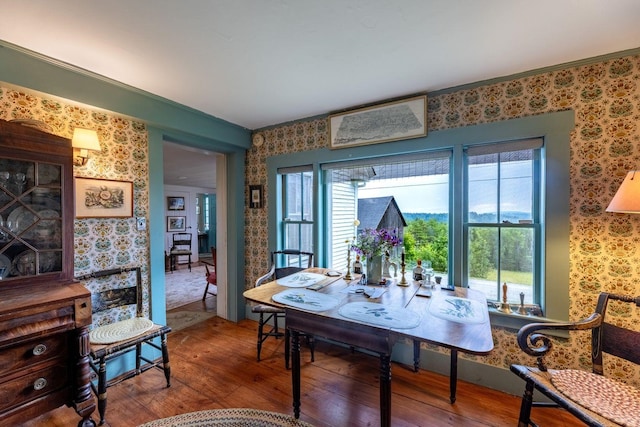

[76,267,171,425]
[169,232,192,272]
[253,249,315,369]
[510,292,640,427]
[202,246,217,300]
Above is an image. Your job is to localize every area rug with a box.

[166,311,216,332]
[138,408,314,426]
[166,265,209,310]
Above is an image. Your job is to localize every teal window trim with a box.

[266,110,573,327]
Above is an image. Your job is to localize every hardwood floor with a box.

[25,296,583,426]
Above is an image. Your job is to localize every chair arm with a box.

[516,313,602,370]
[256,264,276,287]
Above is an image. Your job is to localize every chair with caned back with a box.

[253,249,315,369]
[202,246,217,300]
[510,292,640,427]
[77,267,171,425]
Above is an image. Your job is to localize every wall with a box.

[245,52,640,388]
[0,85,152,319]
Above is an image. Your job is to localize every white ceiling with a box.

[2,1,640,187]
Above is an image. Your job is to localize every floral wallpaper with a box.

[0,86,151,323]
[245,53,640,385]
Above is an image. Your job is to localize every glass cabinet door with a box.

[0,159,63,280]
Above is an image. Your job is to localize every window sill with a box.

[488,308,570,339]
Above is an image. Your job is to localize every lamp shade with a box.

[606,171,640,213]
[72,128,101,151]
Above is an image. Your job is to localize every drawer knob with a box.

[33,377,47,391]
[32,343,47,356]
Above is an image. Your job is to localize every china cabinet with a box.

[0,119,95,426]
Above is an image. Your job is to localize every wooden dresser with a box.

[0,119,96,426]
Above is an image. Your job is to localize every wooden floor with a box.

[26,296,583,427]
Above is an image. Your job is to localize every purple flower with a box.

[351,228,402,258]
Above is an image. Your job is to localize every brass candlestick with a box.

[344,248,353,280]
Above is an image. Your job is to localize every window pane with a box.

[500,227,534,304]
[468,154,498,223]
[499,151,533,222]
[284,222,313,253]
[467,226,499,300]
[285,173,302,220]
[285,171,313,221]
[301,171,313,221]
[467,226,535,305]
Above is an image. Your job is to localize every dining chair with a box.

[169,232,192,272]
[253,249,315,369]
[510,292,640,427]
[76,267,171,426]
[202,246,217,300]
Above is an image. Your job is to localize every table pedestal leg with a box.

[380,353,392,427]
[291,330,301,419]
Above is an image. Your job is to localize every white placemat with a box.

[90,317,154,344]
[272,288,342,312]
[428,295,487,324]
[276,272,327,288]
[338,301,421,329]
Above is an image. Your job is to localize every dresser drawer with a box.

[0,334,68,377]
[0,362,69,412]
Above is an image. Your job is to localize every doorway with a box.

[163,141,224,316]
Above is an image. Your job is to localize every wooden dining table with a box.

[243,267,494,427]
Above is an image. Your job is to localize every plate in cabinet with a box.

[0,254,10,279]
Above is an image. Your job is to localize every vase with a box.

[366,256,383,284]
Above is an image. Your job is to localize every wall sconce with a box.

[72,128,101,166]
[607,171,640,213]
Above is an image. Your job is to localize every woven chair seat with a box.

[90,317,154,345]
[551,369,640,427]
[252,304,284,314]
[511,365,638,427]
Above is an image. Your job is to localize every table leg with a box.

[380,353,392,427]
[413,340,420,372]
[291,330,301,419]
[450,349,458,403]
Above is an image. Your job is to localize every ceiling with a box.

[2,1,640,187]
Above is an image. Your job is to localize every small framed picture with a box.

[167,216,186,232]
[249,185,263,209]
[75,177,133,218]
[167,196,185,211]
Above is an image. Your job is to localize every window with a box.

[323,152,450,275]
[268,111,572,322]
[464,139,542,307]
[279,166,314,258]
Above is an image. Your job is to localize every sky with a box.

[357,162,532,215]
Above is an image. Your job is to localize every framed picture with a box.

[75,177,133,218]
[328,95,427,149]
[167,216,186,232]
[249,185,263,209]
[167,196,185,211]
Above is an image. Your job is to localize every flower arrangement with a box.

[351,227,402,259]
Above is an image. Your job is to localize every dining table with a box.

[243,267,494,427]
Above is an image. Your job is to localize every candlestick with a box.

[398,253,408,286]
[344,245,352,280]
